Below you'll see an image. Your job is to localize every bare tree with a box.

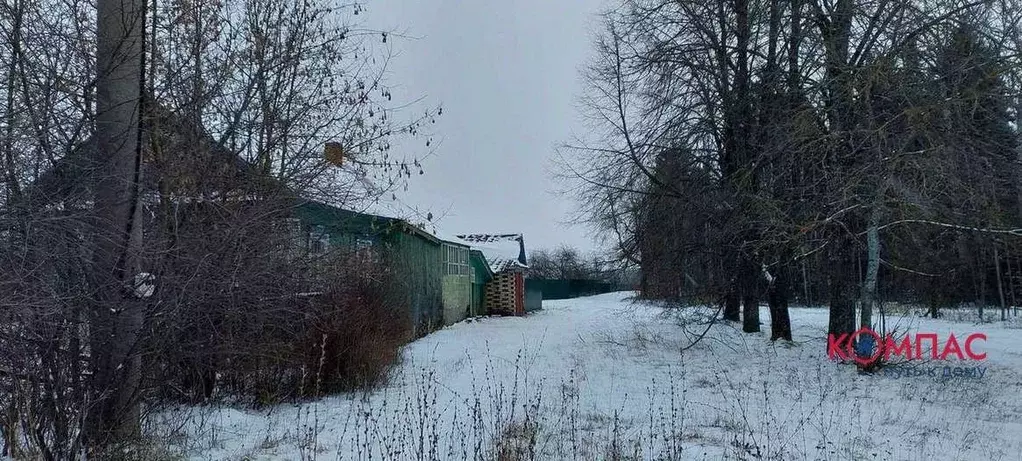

[565,0,1022,351]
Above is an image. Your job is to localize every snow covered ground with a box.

[158,293,1022,460]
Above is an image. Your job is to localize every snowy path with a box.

[167,293,1022,460]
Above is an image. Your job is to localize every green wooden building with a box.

[294,200,479,334]
[440,240,473,325]
[469,249,494,315]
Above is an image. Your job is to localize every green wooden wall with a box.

[388,231,443,336]
[294,201,446,336]
[442,275,472,324]
[469,250,493,316]
[293,201,394,247]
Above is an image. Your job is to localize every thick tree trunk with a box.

[741,259,760,333]
[828,238,856,340]
[768,266,792,340]
[639,267,649,298]
[820,0,857,345]
[88,0,147,447]
[828,282,856,337]
[718,0,758,331]
[742,292,760,332]
[723,282,741,322]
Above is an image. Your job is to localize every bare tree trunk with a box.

[741,259,760,333]
[820,0,857,342]
[787,0,802,93]
[860,208,880,328]
[1007,252,1016,310]
[801,260,810,305]
[977,247,986,321]
[724,283,741,321]
[768,265,792,340]
[1016,92,1022,220]
[88,0,147,447]
[995,245,1006,321]
[828,237,856,339]
[742,292,760,332]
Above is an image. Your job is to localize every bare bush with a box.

[304,254,412,395]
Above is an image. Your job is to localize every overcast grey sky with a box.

[363,0,608,253]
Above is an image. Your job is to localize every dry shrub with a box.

[149,227,411,405]
[493,420,539,461]
[205,250,412,404]
[305,252,412,393]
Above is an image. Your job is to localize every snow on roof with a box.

[421,226,529,274]
[431,228,471,247]
[457,233,522,244]
[454,233,527,273]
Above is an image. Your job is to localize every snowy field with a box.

[157,293,1022,460]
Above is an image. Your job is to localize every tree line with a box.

[565,0,1022,342]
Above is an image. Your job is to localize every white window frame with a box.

[443,244,469,276]
[309,225,330,255]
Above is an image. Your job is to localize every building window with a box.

[443,244,469,276]
[309,225,330,255]
[354,237,378,263]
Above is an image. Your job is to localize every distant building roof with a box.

[452,233,528,273]
[24,101,271,209]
